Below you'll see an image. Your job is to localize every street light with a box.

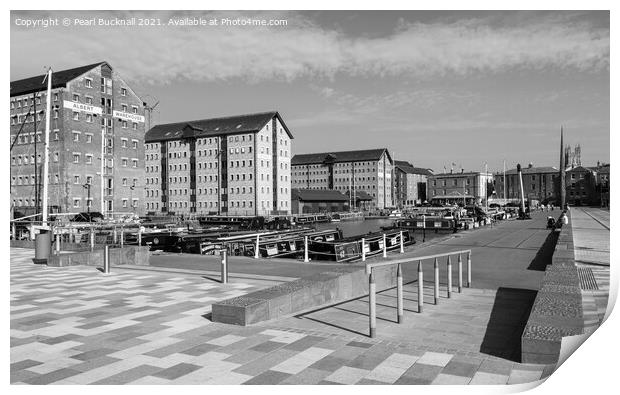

[82,182,91,214]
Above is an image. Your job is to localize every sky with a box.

[10,10,610,173]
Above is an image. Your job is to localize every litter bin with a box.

[33,231,51,264]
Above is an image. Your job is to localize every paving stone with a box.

[152,362,202,380]
[250,340,286,353]
[92,364,162,384]
[507,369,543,384]
[11,359,43,371]
[441,360,480,378]
[416,351,453,367]
[324,366,370,385]
[280,367,332,385]
[23,368,81,385]
[432,373,472,384]
[243,369,291,385]
[469,371,509,384]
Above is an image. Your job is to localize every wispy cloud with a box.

[11,11,609,85]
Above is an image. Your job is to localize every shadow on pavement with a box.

[527,231,559,271]
[479,287,537,362]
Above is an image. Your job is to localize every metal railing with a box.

[365,249,472,338]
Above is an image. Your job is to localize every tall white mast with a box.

[503,160,506,201]
[101,118,106,215]
[41,68,52,226]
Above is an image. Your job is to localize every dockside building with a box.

[427,170,494,205]
[10,62,146,216]
[291,148,394,210]
[394,160,433,206]
[144,111,293,216]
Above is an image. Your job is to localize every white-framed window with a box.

[121,138,128,148]
[73,198,81,208]
[132,140,138,149]
[73,153,80,163]
[122,121,128,129]
[122,199,128,208]
[73,94,80,102]
[85,133,93,143]
[85,78,92,88]
[72,131,80,142]
[85,154,93,164]
[86,114,93,123]
[74,175,80,184]
[73,111,79,121]
[121,158,128,167]
[121,88,127,96]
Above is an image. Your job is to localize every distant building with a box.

[291,189,349,214]
[393,160,433,206]
[493,165,559,203]
[10,61,146,216]
[291,148,393,210]
[590,163,610,207]
[427,170,494,205]
[144,111,293,216]
[565,166,597,206]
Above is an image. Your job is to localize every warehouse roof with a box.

[292,148,391,166]
[291,189,349,202]
[11,62,108,97]
[394,160,433,176]
[502,166,558,175]
[145,111,293,142]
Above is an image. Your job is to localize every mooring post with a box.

[103,245,110,274]
[467,251,472,288]
[221,246,228,284]
[434,257,439,305]
[447,256,453,298]
[55,228,61,254]
[304,236,309,262]
[397,263,404,323]
[399,231,404,253]
[369,271,376,338]
[458,254,463,293]
[12,222,16,240]
[120,227,124,248]
[361,238,366,261]
[418,260,424,313]
[254,234,260,259]
[113,227,118,244]
[382,233,387,258]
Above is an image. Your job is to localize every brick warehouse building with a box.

[493,165,559,204]
[144,111,293,216]
[10,62,146,216]
[291,149,394,210]
[394,160,433,207]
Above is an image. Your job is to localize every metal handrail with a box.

[366,249,472,338]
[365,249,472,274]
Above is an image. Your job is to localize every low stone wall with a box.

[46,246,150,268]
[212,265,397,326]
[10,240,35,249]
[521,212,583,364]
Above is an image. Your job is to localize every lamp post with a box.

[82,183,91,214]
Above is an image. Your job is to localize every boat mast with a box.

[41,68,52,226]
[101,111,106,215]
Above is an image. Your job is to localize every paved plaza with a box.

[10,208,610,385]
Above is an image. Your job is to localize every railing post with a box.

[103,245,110,274]
[434,257,439,305]
[417,260,423,313]
[361,238,366,262]
[120,227,124,248]
[55,228,61,254]
[399,231,404,253]
[458,254,463,293]
[221,246,228,284]
[90,227,95,252]
[138,227,142,246]
[254,234,260,259]
[12,222,16,240]
[304,236,309,262]
[369,271,376,338]
[113,226,118,244]
[447,256,452,298]
[467,251,472,288]
[397,263,403,323]
[382,233,387,258]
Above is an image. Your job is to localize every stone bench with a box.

[521,212,584,364]
[212,264,397,326]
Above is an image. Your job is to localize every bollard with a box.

[467,251,472,288]
[254,234,260,259]
[447,256,452,298]
[120,227,124,248]
[382,233,387,258]
[399,231,404,253]
[417,260,423,313]
[304,236,309,262]
[138,227,142,246]
[369,272,376,338]
[458,254,463,293]
[103,245,110,274]
[90,227,95,252]
[55,230,61,254]
[12,222,16,240]
[113,227,118,244]
[361,238,366,261]
[397,264,404,323]
[434,257,439,305]
[220,247,228,284]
